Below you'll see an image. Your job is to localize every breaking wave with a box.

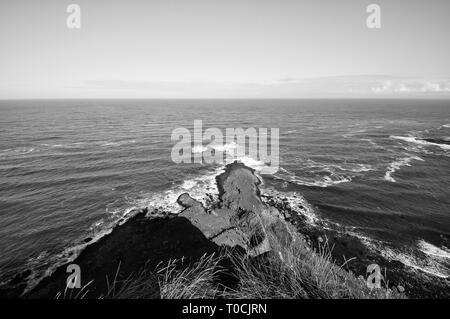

[207,142,278,174]
[273,160,374,188]
[261,187,319,226]
[384,156,424,182]
[391,135,450,151]
[347,231,449,279]
[418,240,450,260]
[278,172,352,188]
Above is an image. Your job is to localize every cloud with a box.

[70,76,450,98]
[371,79,450,94]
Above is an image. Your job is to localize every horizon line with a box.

[1,96,450,101]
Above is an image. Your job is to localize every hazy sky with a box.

[1,0,449,98]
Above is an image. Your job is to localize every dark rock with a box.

[177,193,202,209]
[214,162,294,256]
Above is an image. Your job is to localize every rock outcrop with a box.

[179,162,294,257]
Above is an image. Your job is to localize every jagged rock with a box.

[214,162,294,256]
[210,228,247,248]
[216,162,263,212]
[173,162,294,257]
[180,206,235,239]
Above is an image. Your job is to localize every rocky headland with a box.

[1,161,447,299]
[19,162,297,298]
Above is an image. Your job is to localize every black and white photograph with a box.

[0,0,449,307]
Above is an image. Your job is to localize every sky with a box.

[0,0,449,98]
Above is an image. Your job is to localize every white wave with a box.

[0,147,36,157]
[315,175,352,187]
[442,124,450,128]
[276,165,352,188]
[400,143,434,155]
[351,164,374,172]
[391,135,420,144]
[418,240,450,259]
[335,163,374,173]
[230,156,278,174]
[384,156,424,182]
[41,143,64,147]
[181,179,198,190]
[211,142,237,153]
[134,167,223,215]
[391,135,450,151]
[194,141,278,174]
[261,187,319,225]
[100,142,120,147]
[347,232,449,279]
[343,129,367,138]
[98,140,137,147]
[303,159,373,174]
[382,247,449,279]
[279,174,351,188]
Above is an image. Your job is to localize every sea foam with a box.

[384,156,424,182]
[391,135,450,151]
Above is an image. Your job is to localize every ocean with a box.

[0,99,449,292]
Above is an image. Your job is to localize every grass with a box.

[101,254,225,299]
[223,232,403,299]
[98,225,405,299]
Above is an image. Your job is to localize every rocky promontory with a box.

[2,161,425,299]
[178,162,295,256]
[17,162,296,298]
